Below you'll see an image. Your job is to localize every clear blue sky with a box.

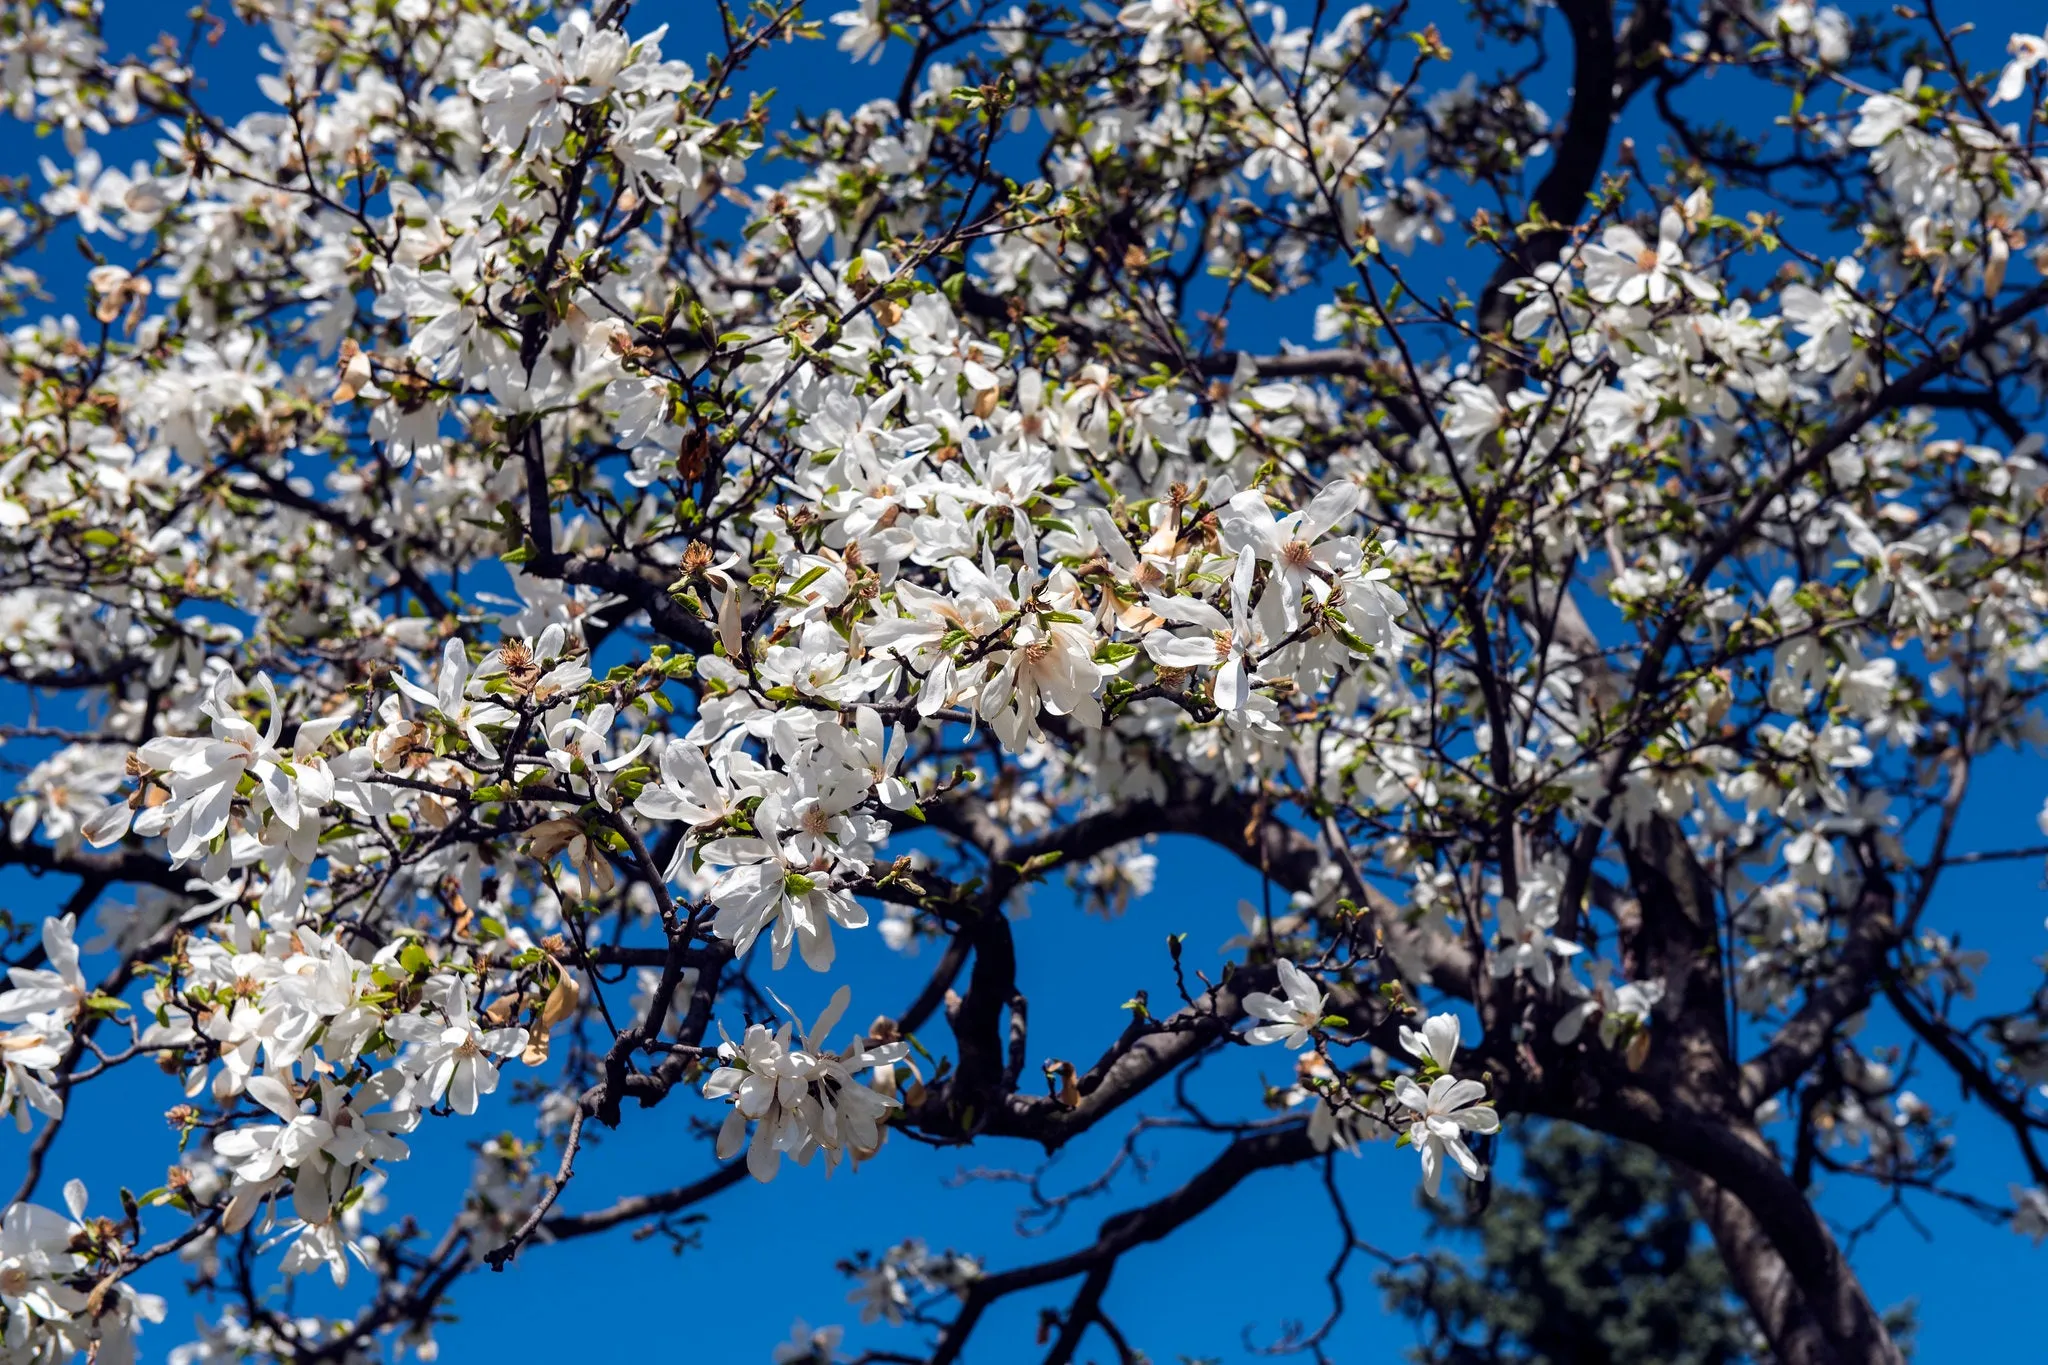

[2,2,2042,1361]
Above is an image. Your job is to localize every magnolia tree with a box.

[2,0,2048,1359]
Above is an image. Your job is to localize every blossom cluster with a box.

[0,0,2042,1359]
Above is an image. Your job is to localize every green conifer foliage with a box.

[1378,1125,1759,1365]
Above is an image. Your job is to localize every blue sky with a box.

[1,1,2043,1361]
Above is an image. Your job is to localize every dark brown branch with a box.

[0,828,187,895]
[1739,869,1899,1109]
[929,1124,1319,1365]
[1476,0,1671,335]
[541,1160,749,1240]
[1678,1163,1840,1365]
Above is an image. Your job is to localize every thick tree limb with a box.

[0,828,189,897]
[1677,1163,1840,1365]
[1739,870,1899,1109]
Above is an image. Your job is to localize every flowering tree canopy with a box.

[2,0,2047,1360]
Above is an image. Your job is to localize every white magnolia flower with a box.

[1848,85,1919,146]
[1399,1012,1464,1071]
[703,987,908,1181]
[130,674,303,861]
[1489,864,1583,988]
[2013,1184,2048,1242]
[1993,32,2048,103]
[1,1013,69,1131]
[1554,963,1665,1065]
[1779,258,1872,378]
[394,638,515,762]
[389,984,528,1116]
[1581,205,1715,306]
[830,0,887,63]
[773,1320,846,1365]
[698,786,873,972]
[1241,958,1328,1048]
[1221,480,1362,627]
[821,707,915,811]
[0,1195,82,1336]
[0,915,88,1023]
[1391,1012,1497,1196]
[1143,546,1268,711]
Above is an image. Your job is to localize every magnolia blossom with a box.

[1580,204,1715,306]
[830,0,888,63]
[1554,964,1666,1068]
[1143,547,1269,711]
[773,1321,846,1365]
[0,1183,165,1364]
[1994,32,2048,103]
[702,988,908,1181]
[2014,1185,2048,1242]
[389,984,529,1116]
[0,1013,66,1130]
[395,638,516,763]
[698,787,874,972]
[845,1239,982,1325]
[1393,1014,1500,1197]
[1242,958,1328,1048]
[1849,73,1922,145]
[1489,868,1583,989]
[1780,258,1872,378]
[1221,481,1362,628]
[0,915,88,1025]
[1279,1053,1382,1155]
[119,674,306,862]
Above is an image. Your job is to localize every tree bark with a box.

[1583,1092,1904,1364]
[1574,822,1908,1364]
[1677,1163,1840,1365]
